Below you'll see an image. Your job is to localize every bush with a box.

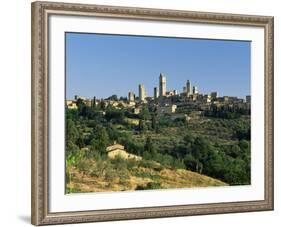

[104,163,118,181]
[139,159,163,171]
[136,182,162,190]
[76,158,94,175]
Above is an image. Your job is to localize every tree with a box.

[90,125,109,154]
[192,137,209,161]
[107,94,118,101]
[138,119,146,132]
[119,96,128,102]
[184,154,197,172]
[190,136,213,173]
[66,141,80,157]
[151,115,157,131]
[239,140,250,151]
[66,108,79,121]
[229,144,241,158]
[236,127,250,140]
[66,119,79,147]
[184,132,194,145]
[81,106,95,118]
[106,125,119,142]
[99,100,106,110]
[76,98,85,113]
[92,96,97,109]
[76,135,85,149]
[203,152,225,180]
[144,136,155,153]
[140,106,150,120]
[105,110,125,123]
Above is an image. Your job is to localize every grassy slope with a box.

[67,164,227,193]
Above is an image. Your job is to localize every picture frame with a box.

[31,1,274,225]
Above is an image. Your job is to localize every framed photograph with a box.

[31,1,274,225]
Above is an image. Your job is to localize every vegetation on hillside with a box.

[66,99,251,193]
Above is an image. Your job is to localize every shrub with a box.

[137,182,162,190]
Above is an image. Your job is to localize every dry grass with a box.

[67,165,227,193]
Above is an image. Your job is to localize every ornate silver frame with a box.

[31,1,274,225]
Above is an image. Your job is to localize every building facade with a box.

[157,104,177,115]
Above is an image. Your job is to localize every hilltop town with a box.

[67,73,251,121]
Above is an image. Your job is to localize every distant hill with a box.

[67,160,227,193]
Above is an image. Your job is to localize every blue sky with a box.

[66,32,251,99]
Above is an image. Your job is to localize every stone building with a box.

[157,104,177,115]
[66,100,77,109]
[106,143,142,160]
[84,99,92,107]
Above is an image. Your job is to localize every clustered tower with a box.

[159,73,167,97]
[128,91,135,102]
[138,84,146,102]
[193,86,198,94]
[154,87,159,99]
[133,73,199,103]
[186,80,192,96]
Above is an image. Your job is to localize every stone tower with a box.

[138,84,146,102]
[186,80,192,96]
[154,87,158,100]
[193,86,198,94]
[159,73,167,97]
[128,91,135,102]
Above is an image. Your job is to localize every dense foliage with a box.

[66,100,251,188]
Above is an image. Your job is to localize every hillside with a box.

[66,101,251,192]
[67,159,227,193]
